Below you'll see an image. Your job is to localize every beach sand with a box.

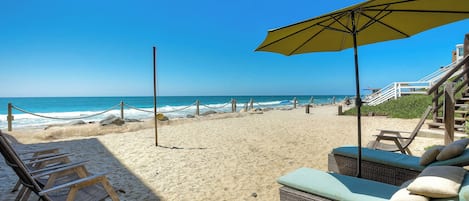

[0,105,446,201]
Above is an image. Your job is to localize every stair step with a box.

[428,122,465,129]
[455,104,469,109]
[436,117,466,122]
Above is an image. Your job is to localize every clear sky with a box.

[1,0,469,97]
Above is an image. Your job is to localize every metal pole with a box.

[153,46,158,146]
[352,11,362,178]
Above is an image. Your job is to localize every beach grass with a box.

[343,95,432,118]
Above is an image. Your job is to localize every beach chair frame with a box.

[0,131,120,201]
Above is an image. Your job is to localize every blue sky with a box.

[1,0,468,97]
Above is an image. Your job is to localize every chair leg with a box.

[15,186,27,201]
[20,188,31,201]
[11,179,21,192]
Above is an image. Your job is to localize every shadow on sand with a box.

[0,137,161,201]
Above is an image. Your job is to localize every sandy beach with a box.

[0,105,446,201]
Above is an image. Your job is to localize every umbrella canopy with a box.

[256,0,469,177]
[257,0,469,55]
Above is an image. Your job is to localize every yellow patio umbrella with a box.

[256,0,469,177]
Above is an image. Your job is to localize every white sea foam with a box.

[0,98,341,129]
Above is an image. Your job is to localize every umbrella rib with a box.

[329,14,353,33]
[360,12,410,37]
[366,9,469,14]
[358,4,392,32]
[287,18,344,55]
[257,12,349,52]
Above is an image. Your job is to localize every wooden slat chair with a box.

[367,106,433,155]
[0,133,73,193]
[0,131,120,201]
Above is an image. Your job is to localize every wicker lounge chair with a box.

[0,130,120,201]
[367,106,433,155]
[278,167,469,201]
[328,146,469,185]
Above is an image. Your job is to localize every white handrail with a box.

[364,60,460,106]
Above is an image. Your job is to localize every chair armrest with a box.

[32,160,90,178]
[29,161,89,175]
[376,129,412,134]
[21,152,71,161]
[38,173,109,195]
[17,147,60,155]
[23,153,73,166]
[375,135,411,140]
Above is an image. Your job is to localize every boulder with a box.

[186,114,195,118]
[66,120,87,126]
[201,110,217,116]
[100,115,125,126]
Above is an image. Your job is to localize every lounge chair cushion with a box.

[390,188,429,201]
[420,145,444,166]
[437,139,469,161]
[391,179,429,201]
[278,167,399,201]
[407,166,466,198]
[332,146,426,171]
[332,146,469,170]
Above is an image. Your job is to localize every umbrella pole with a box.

[153,46,158,146]
[351,12,362,178]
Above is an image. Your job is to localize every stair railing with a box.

[364,81,430,106]
[427,55,469,123]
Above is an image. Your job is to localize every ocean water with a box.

[0,95,351,129]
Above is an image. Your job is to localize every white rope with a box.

[12,104,120,120]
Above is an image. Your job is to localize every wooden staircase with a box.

[427,94,469,132]
[426,55,469,135]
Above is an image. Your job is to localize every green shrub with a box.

[343,95,432,119]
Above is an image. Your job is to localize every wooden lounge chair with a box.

[0,130,120,201]
[0,132,73,193]
[367,105,433,155]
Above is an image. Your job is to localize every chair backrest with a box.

[0,131,44,197]
[402,106,433,148]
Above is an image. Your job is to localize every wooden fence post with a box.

[249,98,254,110]
[196,100,200,116]
[120,101,124,119]
[444,82,455,145]
[231,99,237,112]
[293,97,297,108]
[7,103,13,131]
[433,90,439,123]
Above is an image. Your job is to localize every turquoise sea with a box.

[0,95,351,129]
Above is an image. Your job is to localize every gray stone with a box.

[100,115,125,126]
[124,118,142,123]
[201,110,217,116]
[66,120,87,126]
[186,114,195,118]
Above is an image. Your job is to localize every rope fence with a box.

[5,96,341,131]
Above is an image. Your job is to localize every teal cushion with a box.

[278,167,399,201]
[332,146,426,171]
